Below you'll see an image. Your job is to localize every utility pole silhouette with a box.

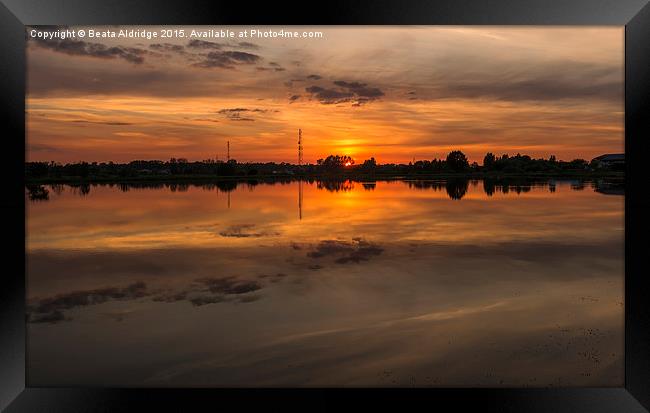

[298,129,303,166]
[227,140,230,162]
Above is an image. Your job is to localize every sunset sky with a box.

[26,26,623,164]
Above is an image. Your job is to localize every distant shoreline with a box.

[25,170,624,185]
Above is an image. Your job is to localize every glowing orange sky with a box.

[26,26,623,164]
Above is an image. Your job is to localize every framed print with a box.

[1,0,649,411]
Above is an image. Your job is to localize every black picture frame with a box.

[1,0,649,411]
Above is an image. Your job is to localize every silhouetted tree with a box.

[446,151,469,172]
[361,157,377,170]
[568,159,588,170]
[318,155,354,171]
[26,162,49,178]
[483,152,496,169]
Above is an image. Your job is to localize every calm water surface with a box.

[26,179,624,387]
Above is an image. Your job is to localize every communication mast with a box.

[298,129,303,166]
[227,140,230,161]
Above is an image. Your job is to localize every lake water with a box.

[26,178,624,387]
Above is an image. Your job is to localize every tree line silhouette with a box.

[25,150,619,182]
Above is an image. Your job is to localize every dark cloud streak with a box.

[149,43,185,53]
[187,39,223,50]
[305,80,385,105]
[193,51,261,69]
[31,37,148,64]
[216,108,277,122]
[305,85,354,104]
